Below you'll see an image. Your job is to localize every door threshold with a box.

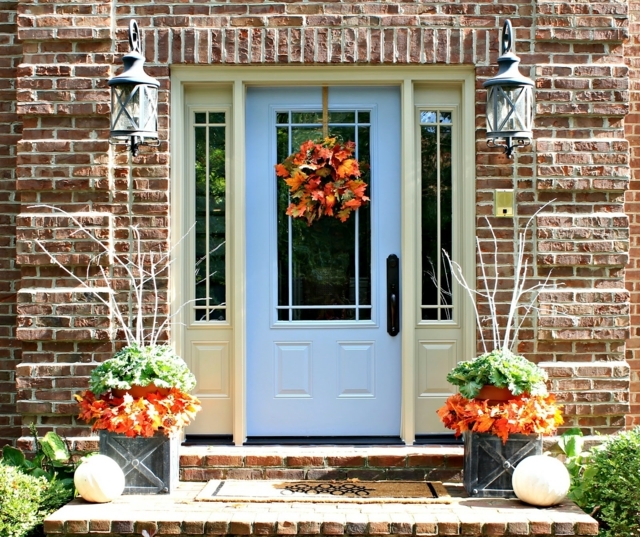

[414,434,463,445]
[183,434,234,446]
[244,436,404,446]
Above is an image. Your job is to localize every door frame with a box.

[170,66,477,445]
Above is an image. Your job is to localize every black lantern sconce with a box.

[484,20,535,158]
[108,20,159,157]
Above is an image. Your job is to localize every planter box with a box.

[463,432,542,498]
[99,431,180,494]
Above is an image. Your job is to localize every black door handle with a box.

[387,254,400,336]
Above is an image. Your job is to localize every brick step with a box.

[178,445,465,482]
[44,481,599,537]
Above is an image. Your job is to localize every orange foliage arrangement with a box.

[276,137,369,225]
[75,387,201,438]
[437,393,563,443]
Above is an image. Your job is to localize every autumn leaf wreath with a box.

[276,137,369,226]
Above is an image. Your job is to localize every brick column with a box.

[0,0,22,447]
[625,0,640,427]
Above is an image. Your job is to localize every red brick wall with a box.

[2,0,634,442]
[626,0,640,427]
[0,0,21,447]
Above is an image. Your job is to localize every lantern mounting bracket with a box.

[501,20,513,56]
[128,20,141,54]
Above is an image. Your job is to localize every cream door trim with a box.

[170,66,476,445]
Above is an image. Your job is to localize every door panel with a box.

[246,86,401,436]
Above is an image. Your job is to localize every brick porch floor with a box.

[44,445,598,536]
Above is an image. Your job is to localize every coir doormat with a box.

[195,479,450,504]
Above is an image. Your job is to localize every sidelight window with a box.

[193,111,227,322]
[420,110,454,322]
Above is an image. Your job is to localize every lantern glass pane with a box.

[486,87,496,133]
[492,85,533,135]
[112,85,141,132]
[140,86,158,133]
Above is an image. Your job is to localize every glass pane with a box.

[328,111,356,123]
[277,111,371,323]
[330,126,356,146]
[276,127,290,313]
[293,308,357,321]
[113,86,140,131]
[276,112,289,124]
[421,125,439,308]
[209,309,226,321]
[421,308,439,321]
[291,127,324,150]
[193,119,226,323]
[420,111,437,124]
[486,87,497,133]
[420,114,455,322]
[357,125,372,308]
[208,126,226,309]
[439,111,452,124]
[194,126,208,313]
[140,86,157,132]
[357,111,370,124]
[292,111,323,124]
[291,216,356,306]
[208,112,225,124]
[440,126,453,308]
[195,112,206,124]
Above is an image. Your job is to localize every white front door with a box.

[246,86,401,437]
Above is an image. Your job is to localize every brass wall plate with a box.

[494,189,514,217]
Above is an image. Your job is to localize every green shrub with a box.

[1,427,77,537]
[578,427,640,537]
[0,464,50,537]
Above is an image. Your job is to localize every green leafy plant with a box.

[445,348,548,399]
[89,343,196,396]
[2,427,74,486]
[554,427,594,505]
[572,427,640,537]
[0,426,80,537]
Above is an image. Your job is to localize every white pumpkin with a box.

[74,454,125,503]
[512,455,570,507]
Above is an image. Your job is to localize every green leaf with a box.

[559,433,584,458]
[1,446,26,468]
[40,432,70,463]
[30,468,50,479]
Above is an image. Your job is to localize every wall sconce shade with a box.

[483,20,535,158]
[108,20,160,157]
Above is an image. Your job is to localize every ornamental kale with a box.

[445,349,548,399]
[89,344,196,396]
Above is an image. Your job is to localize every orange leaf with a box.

[335,158,360,179]
[284,170,307,191]
[275,163,290,178]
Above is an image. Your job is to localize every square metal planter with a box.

[463,432,542,498]
[99,430,180,494]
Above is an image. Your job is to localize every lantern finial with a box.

[483,20,535,158]
[108,20,160,157]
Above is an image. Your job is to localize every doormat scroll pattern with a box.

[195,479,450,504]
